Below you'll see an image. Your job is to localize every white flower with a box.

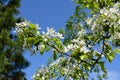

[15,27,23,33]
[42,27,64,39]
[86,18,92,25]
[35,24,41,30]
[47,27,55,36]
[78,29,86,37]
[57,32,64,39]
[112,32,120,39]
[36,31,40,35]
[118,19,120,24]
[80,46,90,53]
[42,31,46,35]
[72,38,79,43]
[96,0,98,2]
[66,44,74,50]
[79,40,86,46]
[67,77,73,80]
[63,68,69,74]
[42,76,45,80]
[44,38,48,42]
[100,8,109,15]
[16,21,29,27]
[64,46,69,53]
[49,62,56,67]
[91,22,96,30]
[113,2,120,9]
[36,73,40,77]
[110,8,119,13]
[38,43,45,51]
[73,44,79,48]
[104,10,109,16]
[32,75,36,80]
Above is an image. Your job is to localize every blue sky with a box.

[20,0,120,80]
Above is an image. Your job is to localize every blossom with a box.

[67,77,73,80]
[118,19,120,24]
[35,24,41,30]
[16,20,29,27]
[86,2,120,32]
[80,46,90,53]
[15,20,30,35]
[110,8,119,13]
[38,43,45,51]
[72,38,79,43]
[111,32,120,40]
[78,40,86,46]
[42,27,64,39]
[86,18,92,25]
[113,2,120,9]
[66,44,74,50]
[78,29,86,37]
[100,8,109,15]
[56,32,64,39]
[64,46,69,53]
[46,27,55,36]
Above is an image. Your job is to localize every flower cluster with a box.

[86,2,120,32]
[32,57,79,80]
[64,29,90,53]
[42,27,64,39]
[86,2,120,47]
[15,21,64,51]
[15,20,30,34]
[32,57,65,80]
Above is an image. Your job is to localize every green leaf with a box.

[99,62,107,73]
[53,49,57,60]
[113,48,120,54]
[59,28,65,35]
[87,66,91,71]
[111,25,114,34]
[80,54,87,59]
[76,0,82,4]
[106,52,115,62]
[52,37,61,44]
[29,23,36,30]
[45,46,50,52]
[39,44,45,55]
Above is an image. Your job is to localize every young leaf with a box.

[99,62,107,73]
[106,52,115,62]
[113,48,120,54]
[29,23,36,30]
[38,44,45,55]
[53,49,57,60]
[52,37,61,44]
[80,54,87,60]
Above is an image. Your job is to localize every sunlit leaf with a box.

[53,49,57,60]
[113,48,120,54]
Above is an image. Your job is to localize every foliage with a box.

[15,1,120,80]
[0,0,30,80]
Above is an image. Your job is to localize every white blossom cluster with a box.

[32,57,79,80]
[15,21,64,51]
[86,2,120,44]
[15,20,30,34]
[15,20,41,35]
[42,27,64,39]
[64,29,90,53]
[15,20,89,54]
[86,2,120,31]
[32,65,49,80]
